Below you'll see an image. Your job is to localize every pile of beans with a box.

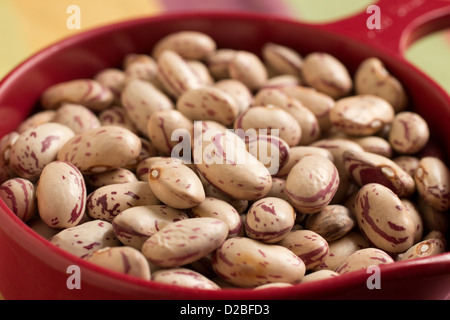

[0,30,449,290]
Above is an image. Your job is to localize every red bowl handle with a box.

[315,0,450,58]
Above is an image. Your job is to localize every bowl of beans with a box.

[0,0,449,300]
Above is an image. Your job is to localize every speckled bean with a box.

[276,146,333,179]
[261,74,302,89]
[156,50,203,98]
[49,220,120,258]
[343,149,415,198]
[253,88,321,145]
[53,103,101,134]
[86,181,160,222]
[417,196,449,234]
[176,86,239,126]
[214,79,253,114]
[299,270,339,284]
[57,125,141,174]
[228,51,268,91]
[190,197,241,238]
[304,204,355,242]
[402,199,424,243]
[354,57,408,112]
[302,52,352,99]
[334,247,394,275]
[152,31,216,60]
[112,204,188,249]
[98,106,139,134]
[389,112,430,154]
[262,42,303,77]
[94,68,126,104]
[414,157,450,211]
[278,229,329,270]
[187,60,214,85]
[123,53,160,85]
[142,217,228,267]
[314,231,369,271]
[211,236,306,287]
[120,78,174,136]
[0,177,37,222]
[16,110,56,134]
[151,268,221,290]
[10,123,75,181]
[84,167,138,188]
[398,238,445,261]
[37,161,86,229]
[206,49,236,80]
[348,136,393,158]
[354,183,416,253]
[245,197,296,243]
[330,95,395,136]
[83,246,151,280]
[245,134,290,175]
[148,161,205,209]
[40,79,114,112]
[281,86,335,132]
[193,129,272,201]
[285,154,340,214]
[392,156,420,177]
[234,105,302,147]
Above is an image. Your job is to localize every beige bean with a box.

[245,197,296,243]
[187,60,214,85]
[278,229,329,270]
[276,146,333,179]
[123,53,159,83]
[206,49,236,80]
[354,57,408,112]
[245,134,290,175]
[234,105,302,147]
[214,79,253,115]
[86,181,160,222]
[392,156,420,177]
[41,79,114,112]
[201,179,249,214]
[94,68,126,105]
[334,247,394,275]
[302,52,352,99]
[152,31,216,60]
[266,177,289,202]
[347,136,393,158]
[53,103,101,134]
[211,237,306,287]
[253,88,321,145]
[281,86,335,132]
[57,126,142,175]
[0,132,20,183]
[28,217,60,240]
[123,137,159,170]
[300,270,339,284]
[50,220,121,258]
[262,42,303,77]
[402,198,424,243]
[0,177,37,222]
[98,106,139,134]
[83,246,151,280]
[16,110,56,134]
[147,109,194,156]
[228,51,268,91]
[142,217,228,267]
[253,282,294,290]
[176,86,239,126]
[343,149,415,198]
[190,197,242,238]
[193,128,272,201]
[112,204,188,249]
[304,205,355,242]
[330,95,395,136]
[285,154,340,214]
[314,231,369,271]
[389,112,430,154]
[261,74,302,89]
[84,167,138,188]
[157,50,203,98]
[10,123,75,181]
[151,268,221,290]
[414,156,450,211]
[417,196,449,234]
[136,156,183,182]
[148,161,205,209]
[121,78,174,136]
[398,238,445,261]
[354,183,416,253]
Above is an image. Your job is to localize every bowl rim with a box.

[1,10,450,300]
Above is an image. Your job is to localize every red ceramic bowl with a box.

[1,0,450,300]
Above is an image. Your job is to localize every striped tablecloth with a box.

[0,0,449,300]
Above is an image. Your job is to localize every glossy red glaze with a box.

[0,0,450,299]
